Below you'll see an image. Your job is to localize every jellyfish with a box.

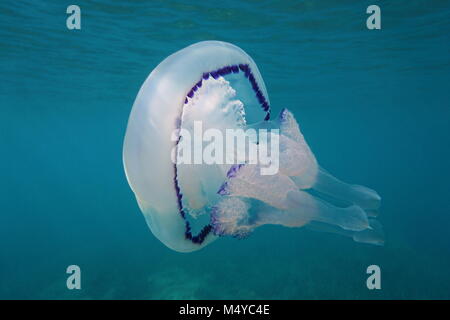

[123,41,383,253]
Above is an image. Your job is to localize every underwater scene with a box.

[1,0,449,299]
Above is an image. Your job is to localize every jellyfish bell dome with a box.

[123,41,270,252]
[123,41,383,253]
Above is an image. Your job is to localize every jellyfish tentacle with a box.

[210,197,254,238]
[352,219,384,245]
[284,190,369,231]
[310,167,381,211]
[216,163,370,232]
[211,190,371,239]
[212,107,383,244]
[218,163,298,209]
[306,219,384,246]
[247,108,381,210]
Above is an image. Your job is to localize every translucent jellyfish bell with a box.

[123,41,383,252]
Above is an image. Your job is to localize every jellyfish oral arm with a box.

[311,168,381,212]
[211,109,383,245]
[251,190,370,233]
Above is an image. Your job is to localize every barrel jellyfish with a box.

[123,41,383,252]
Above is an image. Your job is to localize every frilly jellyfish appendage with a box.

[212,109,383,245]
[123,41,383,252]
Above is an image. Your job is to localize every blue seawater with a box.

[0,0,449,299]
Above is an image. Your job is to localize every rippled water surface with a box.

[1,0,449,299]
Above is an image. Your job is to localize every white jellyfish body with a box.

[123,41,383,253]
